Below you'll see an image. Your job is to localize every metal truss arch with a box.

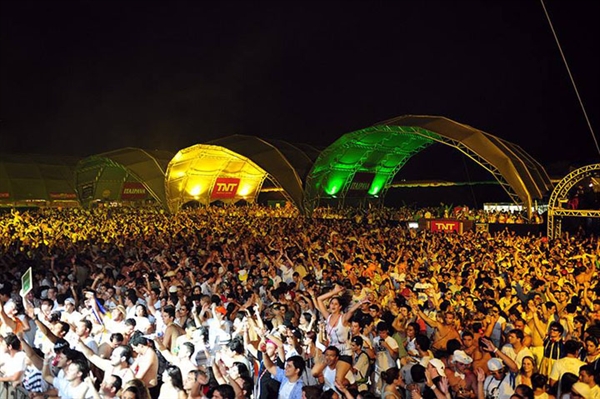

[547,163,600,238]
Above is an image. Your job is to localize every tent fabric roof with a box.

[75,148,173,206]
[207,135,306,212]
[377,115,552,203]
[304,115,552,213]
[165,144,268,212]
[0,154,80,202]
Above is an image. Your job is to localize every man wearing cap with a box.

[62,297,82,325]
[426,358,450,399]
[445,350,477,398]
[571,382,592,399]
[479,357,516,399]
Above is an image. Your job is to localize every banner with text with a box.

[430,219,462,233]
[121,182,148,200]
[347,172,375,197]
[211,177,240,199]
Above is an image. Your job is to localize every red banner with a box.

[430,219,461,233]
[211,177,240,199]
[0,192,9,198]
[121,182,148,200]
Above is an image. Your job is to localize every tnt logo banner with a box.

[211,177,240,199]
[430,220,461,233]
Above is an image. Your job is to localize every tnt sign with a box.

[430,220,461,233]
[211,178,240,199]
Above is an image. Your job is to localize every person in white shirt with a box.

[549,340,586,396]
[0,333,27,385]
[373,322,399,394]
[501,329,533,368]
[75,319,99,354]
[43,358,95,399]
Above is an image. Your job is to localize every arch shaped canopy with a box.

[166,144,272,212]
[207,135,306,211]
[74,148,173,208]
[0,154,79,204]
[304,115,552,216]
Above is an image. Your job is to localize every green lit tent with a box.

[304,115,552,217]
[0,154,80,207]
[74,148,173,208]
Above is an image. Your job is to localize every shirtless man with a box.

[409,296,461,353]
[129,335,158,389]
[162,306,185,353]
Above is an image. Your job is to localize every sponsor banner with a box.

[347,172,374,196]
[211,177,240,199]
[430,219,461,233]
[81,183,94,199]
[0,192,9,198]
[121,182,148,200]
[49,192,77,199]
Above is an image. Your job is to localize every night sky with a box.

[1,0,599,172]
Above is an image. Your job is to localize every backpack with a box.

[355,350,376,386]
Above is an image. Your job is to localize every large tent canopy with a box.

[166,136,307,212]
[207,135,306,211]
[166,144,268,212]
[0,154,80,205]
[74,148,173,208]
[304,115,552,216]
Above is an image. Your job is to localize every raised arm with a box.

[479,337,519,373]
[259,338,279,376]
[17,332,43,370]
[314,284,345,318]
[78,335,111,371]
[343,298,367,324]
[408,296,440,328]
[42,357,55,386]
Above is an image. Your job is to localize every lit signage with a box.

[430,220,461,233]
[211,177,240,199]
[121,182,148,200]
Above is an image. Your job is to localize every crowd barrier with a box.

[0,382,28,399]
[415,218,543,235]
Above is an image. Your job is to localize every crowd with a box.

[0,204,597,399]
[312,205,542,224]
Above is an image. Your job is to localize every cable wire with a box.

[540,0,600,158]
